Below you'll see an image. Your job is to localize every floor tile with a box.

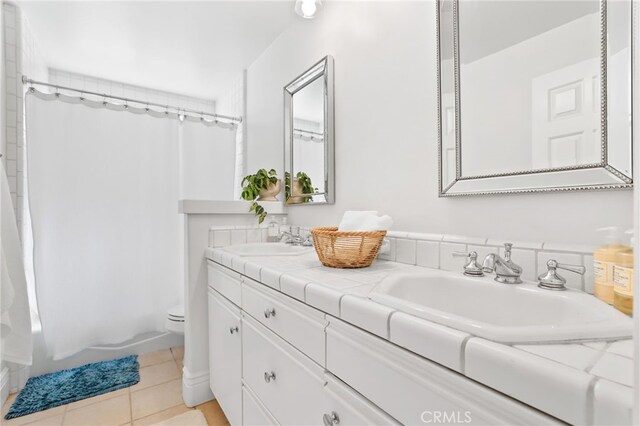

[138,350,174,368]
[22,414,64,426]
[131,361,181,391]
[170,346,184,363]
[131,379,183,420]
[65,388,128,411]
[2,392,17,418]
[63,394,131,426]
[132,405,193,426]
[196,400,228,426]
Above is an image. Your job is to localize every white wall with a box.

[245,1,632,246]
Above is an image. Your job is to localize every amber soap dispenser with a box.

[593,227,631,304]
[613,230,633,315]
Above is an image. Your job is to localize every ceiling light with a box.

[295,0,322,19]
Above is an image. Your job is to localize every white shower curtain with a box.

[26,95,183,360]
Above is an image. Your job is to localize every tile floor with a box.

[1,347,230,426]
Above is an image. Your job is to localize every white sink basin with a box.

[370,269,632,343]
[223,242,313,257]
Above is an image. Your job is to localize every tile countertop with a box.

[205,247,634,425]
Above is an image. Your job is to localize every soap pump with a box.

[593,227,630,304]
[613,229,634,316]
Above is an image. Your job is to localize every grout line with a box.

[128,387,133,425]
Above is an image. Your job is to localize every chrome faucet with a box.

[482,243,523,284]
[278,227,313,246]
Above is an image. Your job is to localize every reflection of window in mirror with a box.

[292,76,325,202]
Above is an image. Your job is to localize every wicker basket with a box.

[310,227,387,268]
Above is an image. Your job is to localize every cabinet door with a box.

[208,289,242,425]
[242,384,278,426]
[322,373,400,426]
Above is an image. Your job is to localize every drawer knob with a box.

[264,308,276,318]
[229,325,239,334]
[263,371,276,383]
[323,412,340,426]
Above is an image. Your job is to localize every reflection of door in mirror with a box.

[458,0,601,177]
[292,76,325,202]
[531,58,600,169]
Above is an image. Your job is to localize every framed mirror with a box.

[438,0,632,196]
[284,56,335,205]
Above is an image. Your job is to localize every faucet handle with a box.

[453,251,484,277]
[537,259,585,291]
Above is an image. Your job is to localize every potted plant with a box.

[241,169,281,223]
[285,171,317,204]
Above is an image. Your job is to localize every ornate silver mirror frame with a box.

[438,0,633,196]
[284,55,335,205]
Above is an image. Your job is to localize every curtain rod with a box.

[293,128,323,137]
[22,75,242,124]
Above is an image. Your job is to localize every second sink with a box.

[370,269,632,343]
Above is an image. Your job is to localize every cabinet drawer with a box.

[208,289,242,426]
[326,317,557,426]
[242,314,325,425]
[242,277,327,365]
[242,383,278,426]
[322,373,399,426]
[207,260,241,306]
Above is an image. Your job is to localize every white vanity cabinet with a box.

[207,288,242,426]
[207,259,556,426]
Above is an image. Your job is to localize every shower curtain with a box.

[25,93,237,360]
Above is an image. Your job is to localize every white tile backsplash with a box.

[230,229,247,245]
[395,238,416,265]
[439,242,467,272]
[583,254,595,294]
[486,239,543,250]
[416,240,439,269]
[212,230,231,248]
[443,234,486,245]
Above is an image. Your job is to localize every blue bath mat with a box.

[4,355,139,420]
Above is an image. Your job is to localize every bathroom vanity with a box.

[205,234,633,425]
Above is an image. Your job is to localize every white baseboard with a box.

[182,366,214,407]
[0,366,9,407]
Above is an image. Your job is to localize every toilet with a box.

[166,304,184,335]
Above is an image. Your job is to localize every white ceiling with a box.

[18,1,297,100]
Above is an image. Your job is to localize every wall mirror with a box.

[284,56,335,205]
[438,0,632,196]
